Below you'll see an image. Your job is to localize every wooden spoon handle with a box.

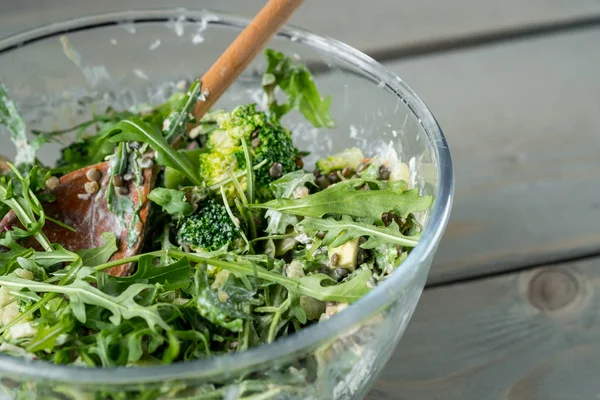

[193,0,304,120]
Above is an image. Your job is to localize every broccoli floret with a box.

[198,104,299,200]
[177,198,240,251]
[316,147,364,174]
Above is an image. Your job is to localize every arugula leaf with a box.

[116,256,190,291]
[16,257,48,281]
[172,250,372,304]
[264,209,298,235]
[0,165,52,251]
[296,267,371,303]
[33,245,79,268]
[269,170,315,199]
[108,118,202,186]
[253,182,432,222]
[263,171,315,234]
[0,83,35,165]
[126,327,164,363]
[300,215,421,248]
[26,312,75,353]
[0,275,170,331]
[53,129,120,174]
[164,80,202,144]
[194,266,252,332]
[148,187,194,217]
[263,49,335,128]
[76,232,118,267]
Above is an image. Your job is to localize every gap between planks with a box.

[425,248,600,290]
[368,14,600,63]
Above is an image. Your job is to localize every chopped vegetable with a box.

[0,49,432,399]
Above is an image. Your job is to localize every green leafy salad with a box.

[0,49,432,369]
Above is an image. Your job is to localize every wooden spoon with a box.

[0,0,304,276]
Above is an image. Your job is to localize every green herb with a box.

[115,255,190,291]
[253,182,432,222]
[263,49,335,128]
[269,170,315,199]
[0,164,52,251]
[0,49,434,400]
[300,215,421,248]
[109,118,202,186]
[170,250,371,304]
[164,80,202,144]
[0,273,170,331]
[148,187,194,217]
[76,232,118,267]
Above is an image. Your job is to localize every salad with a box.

[0,49,431,392]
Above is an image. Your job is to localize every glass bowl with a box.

[0,8,453,400]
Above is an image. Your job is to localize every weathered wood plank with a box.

[369,256,600,399]
[382,27,600,283]
[1,0,600,56]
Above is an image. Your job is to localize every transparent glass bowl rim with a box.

[0,8,454,384]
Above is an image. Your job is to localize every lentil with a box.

[45,176,60,191]
[334,267,350,280]
[316,175,329,189]
[341,167,352,178]
[330,253,340,266]
[328,172,341,184]
[378,165,391,181]
[140,157,154,169]
[382,212,394,227]
[357,250,367,265]
[269,162,283,178]
[84,181,99,194]
[294,186,309,199]
[251,137,261,148]
[85,168,101,182]
[113,175,124,187]
[356,162,368,173]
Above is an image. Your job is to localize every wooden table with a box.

[2,1,600,398]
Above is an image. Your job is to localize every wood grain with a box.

[194,0,303,118]
[1,0,600,56]
[368,255,600,400]
[382,27,600,284]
